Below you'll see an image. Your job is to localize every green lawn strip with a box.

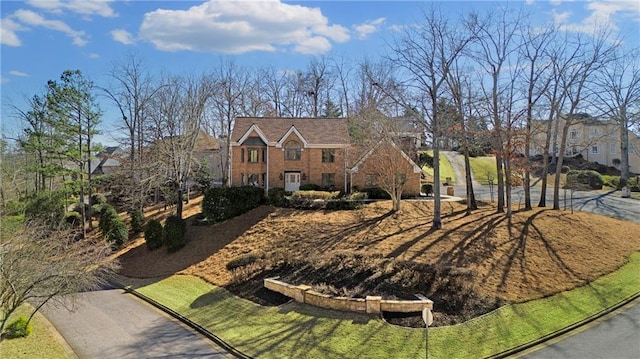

[137,252,640,359]
[421,151,456,184]
[0,304,69,359]
[469,156,499,185]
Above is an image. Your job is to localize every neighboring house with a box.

[91,146,124,175]
[530,114,640,174]
[191,130,226,185]
[230,117,424,195]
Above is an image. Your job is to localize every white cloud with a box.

[353,17,385,40]
[9,70,29,77]
[111,29,134,45]
[13,9,89,46]
[294,36,331,55]
[139,0,350,55]
[0,18,24,46]
[0,77,10,84]
[88,52,100,59]
[26,0,117,18]
[552,10,572,24]
[560,1,639,35]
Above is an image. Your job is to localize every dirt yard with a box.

[117,197,640,326]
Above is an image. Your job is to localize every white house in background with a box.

[530,114,640,174]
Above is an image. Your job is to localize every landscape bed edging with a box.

[264,277,433,314]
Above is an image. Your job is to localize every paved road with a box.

[42,287,233,359]
[518,299,640,359]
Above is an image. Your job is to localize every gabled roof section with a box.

[349,139,422,174]
[231,117,349,146]
[276,126,309,148]
[235,124,269,146]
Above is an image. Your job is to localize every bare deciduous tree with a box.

[102,53,161,210]
[591,49,640,187]
[389,6,472,229]
[150,75,211,218]
[0,222,118,338]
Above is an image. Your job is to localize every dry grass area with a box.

[117,197,640,324]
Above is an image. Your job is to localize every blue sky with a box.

[1,0,639,145]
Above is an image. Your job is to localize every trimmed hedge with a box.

[144,219,164,250]
[268,188,289,207]
[566,170,604,190]
[299,183,322,191]
[202,186,264,222]
[164,215,187,253]
[363,187,391,199]
[421,183,433,196]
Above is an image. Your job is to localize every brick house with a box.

[230,117,423,195]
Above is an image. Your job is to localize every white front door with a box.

[284,172,300,192]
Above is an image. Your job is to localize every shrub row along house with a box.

[230,117,425,196]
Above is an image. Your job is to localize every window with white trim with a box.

[610,143,617,154]
[591,144,599,154]
[284,140,301,161]
[570,129,578,140]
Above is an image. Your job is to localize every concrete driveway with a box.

[42,287,234,359]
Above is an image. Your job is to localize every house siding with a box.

[230,117,422,194]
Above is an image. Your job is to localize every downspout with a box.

[229,143,233,187]
[265,145,269,195]
[344,145,349,193]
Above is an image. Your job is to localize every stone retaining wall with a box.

[264,277,433,314]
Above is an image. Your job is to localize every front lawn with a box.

[469,156,498,185]
[136,251,640,359]
[421,151,457,184]
[0,304,69,359]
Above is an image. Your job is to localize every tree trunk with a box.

[432,147,442,230]
[620,115,629,187]
[176,184,183,219]
[553,119,571,210]
[538,111,556,207]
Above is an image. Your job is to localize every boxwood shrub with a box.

[164,215,187,253]
[363,187,391,199]
[268,187,289,207]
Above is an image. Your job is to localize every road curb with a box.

[487,291,640,358]
[110,277,252,359]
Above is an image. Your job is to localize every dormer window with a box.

[284,140,301,161]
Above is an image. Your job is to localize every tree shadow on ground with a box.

[117,206,274,278]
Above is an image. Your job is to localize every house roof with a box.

[349,139,423,174]
[193,130,221,152]
[231,117,349,146]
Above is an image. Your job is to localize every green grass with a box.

[0,304,70,359]
[469,156,499,185]
[421,151,457,184]
[136,251,640,359]
[0,214,24,234]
